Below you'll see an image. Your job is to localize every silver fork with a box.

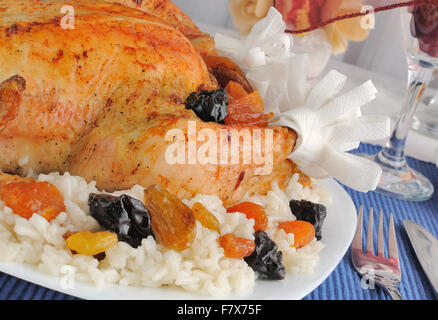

[351,206,403,300]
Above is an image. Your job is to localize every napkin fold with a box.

[270,66,390,192]
[215,7,391,192]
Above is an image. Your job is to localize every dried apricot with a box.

[225,81,248,100]
[0,173,34,190]
[0,181,65,221]
[277,220,316,248]
[226,202,268,232]
[192,202,220,233]
[219,233,255,259]
[290,161,311,187]
[144,185,195,251]
[66,231,118,256]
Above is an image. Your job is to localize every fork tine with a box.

[377,210,384,257]
[366,207,374,254]
[388,212,399,262]
[352,205,363,251]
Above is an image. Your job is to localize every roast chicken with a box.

[0,0,297,206]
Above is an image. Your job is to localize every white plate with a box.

[0,178,357,300]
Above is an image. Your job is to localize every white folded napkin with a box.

[269,62,390,192]
[215,7,391,192]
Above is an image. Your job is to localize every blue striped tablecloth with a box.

[1,143,437,300]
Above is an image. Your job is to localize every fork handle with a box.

[385,286,403,300]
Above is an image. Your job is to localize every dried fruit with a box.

[88,193,154,248]
[185,89,228,123]
[244,230,286,280]
[234,90,265,113]
[224,105,272,127]
[219,233,255,259]
[66,231,118,256]
[290,161,312,188]
[277,220,316,248]
[144,185,195,252]
[223,85,271,126]
[225,81,248,100]
[192,202,220,233]
[226,202,268,232]
[203,55,253,93]
[0,181,65,221]
[289,200,327,241]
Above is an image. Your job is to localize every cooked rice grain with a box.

[0,172,330,296]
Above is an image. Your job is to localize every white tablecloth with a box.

[198,22,438,166]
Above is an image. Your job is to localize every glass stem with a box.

[378,60,433,168]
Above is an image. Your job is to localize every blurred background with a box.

[173,0,438,165]
[173,0,408,81]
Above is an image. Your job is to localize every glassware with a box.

[361,6,438,201]
[411,86,438,138]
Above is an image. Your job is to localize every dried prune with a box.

[88,193,154,248]
[289,200,327,241]
[185,89,228,123]
[244,230,285,280]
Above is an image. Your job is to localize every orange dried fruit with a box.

[290,161,312,187]
[0,181,65,221]
[0,173,34,190]
[224,99,273,126]
[66,231,118,256]
[219,233,255,259]
[277,220,316,248]
[236,90,264,113]
[192,202,220,233]
[225,81,248,100]
[203,55,253,93]
[226,202,268,232]
[144,185,195,251]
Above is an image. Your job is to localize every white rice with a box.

[0,172,330,296]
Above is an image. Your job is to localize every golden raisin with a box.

[192,202,220,233]
[226,202,268,232]
[66,231,118,256]
[144,185,195,252]
[219,233,255,259]
[0,181,65,221]
[224,99,273,127]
